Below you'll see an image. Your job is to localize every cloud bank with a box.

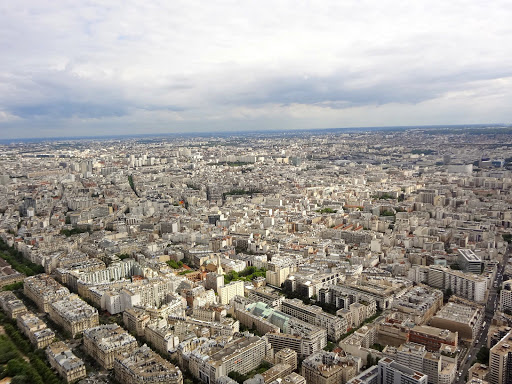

[1,0,512,138]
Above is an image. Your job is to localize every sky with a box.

[1,1,512,139]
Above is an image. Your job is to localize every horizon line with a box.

[1,123,510,144]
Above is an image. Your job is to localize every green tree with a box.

[476,347,489,365]
[444,288,453,301]
[367,353,374,367]
[228,371,248,384]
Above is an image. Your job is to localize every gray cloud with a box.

[1,1,512,137]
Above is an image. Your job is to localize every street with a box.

[455,247,509,383]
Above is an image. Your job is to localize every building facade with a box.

[83,324,138,369]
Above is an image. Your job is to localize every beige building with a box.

[281,372,307,384]
[266,265,291,287]
[144,320,179,354]
[392,286,444,324]
[390,342,457,384]
[261,363,294,383]
[302,351,357,384]
[17,312,55,349]
[123,307,150,336]
[281,298,347,341]
[248,288,284,309]
[188,335,269,383]
[489,329,512,384]
[468,363,489,382]
[0,272,24,290]
[429,302,483,341]
[114,344,183,384]
[218,280,244,305]
[0,291,27,319]
[46,341,87,383]
[239,302,327,358]
[235,306,281,335]
[49,293,99,337]
[84,324,138,369]
[24,274,70,313]
[275,348,298,371]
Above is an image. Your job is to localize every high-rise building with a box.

[499,280,512,313]
[275,348,298,371]
[427,266,487,303]
[218,280,244,305]
[489,329,512,384]
[458,249,484,274]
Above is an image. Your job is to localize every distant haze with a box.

[1,1,512,138]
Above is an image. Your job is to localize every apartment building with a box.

[49,293,99,337]
[218,280,244,305]
[468,363,489,382]
[388,342,457,384]
[392,286,444,324]
[281,298,348,341]
[188,335,269,384]
[114,344,183,384]
[239,301,327,358]
[489,329,512,384]
[24,274,70,313]
[144,320,179,354]
[17,312,55,349]
[266,330,327,360]
[168,315,239,338]
[46,341,87,383]
[248,287,284,309]
[275,348,298,371]
[427,266,487,303]
[84,324,138,369]
[339,325,377,361]
[260,363,294,383]
[499,279,512,313]
[266,264,291,287]
[301,350,358,384]
[319,284,379,314]
[346,365,378,384]
[0,291,27,319]
[378,357,428,384]
[205,272,224,292]
[123,306,150,336]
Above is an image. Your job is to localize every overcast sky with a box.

[1,1,512,138]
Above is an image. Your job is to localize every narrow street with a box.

[455,246,509,383]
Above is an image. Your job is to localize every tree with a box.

[476,347,489,365]
[366,353,374,368]
[444,288,453,301]
[324,341,336,352]
[228,371,248,384]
